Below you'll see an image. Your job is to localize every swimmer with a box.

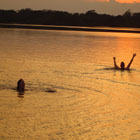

[17,79,25,92]
[113,53,136,70]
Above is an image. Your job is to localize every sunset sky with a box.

[0,0,140,15]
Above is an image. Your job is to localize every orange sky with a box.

[0,0,140,15]
[116,0,140,3]
[92,0,140,3]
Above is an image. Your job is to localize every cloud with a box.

[116,0,140,3]
[87,0,140,3]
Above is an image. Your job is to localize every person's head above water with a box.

[120,61,125,70]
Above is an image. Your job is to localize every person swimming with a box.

[113,53,136,70]
[17,79,25,92]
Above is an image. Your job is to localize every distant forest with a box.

[0,9,140,28]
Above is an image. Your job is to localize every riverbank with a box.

[0,23,140,33]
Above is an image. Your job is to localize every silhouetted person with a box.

[113,53,136,70]
[17,79,25,92]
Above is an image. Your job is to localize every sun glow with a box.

[87,0,140,3]
[116,0,140,3]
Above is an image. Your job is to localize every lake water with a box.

[0,28,140,140]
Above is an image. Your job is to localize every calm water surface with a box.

[0,28,140,140]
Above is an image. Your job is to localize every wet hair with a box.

[120,61,125,70]
[17,79,25,92]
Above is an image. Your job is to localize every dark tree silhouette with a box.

[0,9,140,28]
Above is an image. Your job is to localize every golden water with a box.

[0,28,140,140]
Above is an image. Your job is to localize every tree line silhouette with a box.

[0,9,140,28]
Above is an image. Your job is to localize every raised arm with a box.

[126,53,136,69]
[113,57,119,69]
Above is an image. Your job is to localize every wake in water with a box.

[0,65,139,95]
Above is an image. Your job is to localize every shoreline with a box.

[0,23,140,34]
